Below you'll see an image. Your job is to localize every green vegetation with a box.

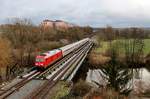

[143,39,150,54]
[95,39,150,55]
[95,41,109,53]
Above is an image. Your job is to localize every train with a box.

[35,38,90,68]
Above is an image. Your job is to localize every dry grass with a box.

[84,88,127,99]
[89,52,110,66]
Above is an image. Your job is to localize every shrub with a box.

[71,80,91,97]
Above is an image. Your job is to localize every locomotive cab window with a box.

[36,58,45,62]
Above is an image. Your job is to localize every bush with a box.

[84,88,127,99]
[71,80,91,97]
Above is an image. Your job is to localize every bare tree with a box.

[123,28,144,67]
[0,37,12,81]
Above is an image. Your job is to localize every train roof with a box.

[37,49,61,59]
[59,38,89,51]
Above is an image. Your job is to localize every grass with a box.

[48,81,71,99]
[95,39,150,55]
[143,39,150,55]
[95,42,109,53]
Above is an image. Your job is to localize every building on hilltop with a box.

[40,19,76,30]
[40,19,54,29]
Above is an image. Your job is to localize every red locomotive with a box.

[35,38,90,68]
[35,49,62,68]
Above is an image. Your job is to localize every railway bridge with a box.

[0,38,93,99]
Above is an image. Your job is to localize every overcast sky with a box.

[0,0,150,27]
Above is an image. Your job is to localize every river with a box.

[86,68,150,97]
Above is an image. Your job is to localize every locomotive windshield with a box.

[36,58,44,62]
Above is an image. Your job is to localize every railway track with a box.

[25,42,93,99]
[0,70,40,99]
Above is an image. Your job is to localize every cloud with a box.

[0,0,150,27]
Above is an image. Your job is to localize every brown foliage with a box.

[89,52,110,66]
[104,26,114,40]
[84,88,127,99]
[0,37,12,81]
[0,37,12,68]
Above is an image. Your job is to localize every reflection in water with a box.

[86,68,150,94]
[86,69,108,87]
[133,68,150,81]
[132,68,150,95]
